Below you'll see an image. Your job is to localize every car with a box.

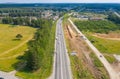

[80,36,87,40]
[56,37,58,40]
[100,55,102,57]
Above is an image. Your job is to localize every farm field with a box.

[0,24,36,71]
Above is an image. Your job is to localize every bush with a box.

[16,34,23,40]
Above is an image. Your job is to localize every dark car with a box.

[100,55,102,57]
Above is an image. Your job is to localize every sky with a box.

[0,0,120,3]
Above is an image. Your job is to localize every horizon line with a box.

[0,2,120,4]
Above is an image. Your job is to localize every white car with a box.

[56,37,58,40]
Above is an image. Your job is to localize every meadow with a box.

[0,24,36,71]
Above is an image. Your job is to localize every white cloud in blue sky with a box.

[0,0,120,3]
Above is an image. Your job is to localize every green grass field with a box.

[0,24,36,53]
[0,24,36,71]
[85,33,120,54]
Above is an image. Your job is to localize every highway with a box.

[68,18,120,79]
[49,18,72,79]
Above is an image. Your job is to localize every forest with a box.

[2,17,52,28]
[74,20,120,33]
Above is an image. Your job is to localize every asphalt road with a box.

[68,18,120,79]
[51,18,72,79]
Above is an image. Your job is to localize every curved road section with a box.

[49,18,72,79]
[68,18,120,79]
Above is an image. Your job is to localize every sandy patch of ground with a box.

[93,32,120,40]
[111,54,120,73]
[112,62,120,73]
[64,23,104,78]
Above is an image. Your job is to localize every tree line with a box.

[2,17,51,28]
[0,8,43,17]
[74,20,120,33]
[0,7,65,17]
[23,19,55,74]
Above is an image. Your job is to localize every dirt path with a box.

[64,20,104,78]
[0,35,33,56]
[0,36,32,79]
[0,61,26,79]
[92,34,120,41]
[0,53,23,60]
[0,71,19,79]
